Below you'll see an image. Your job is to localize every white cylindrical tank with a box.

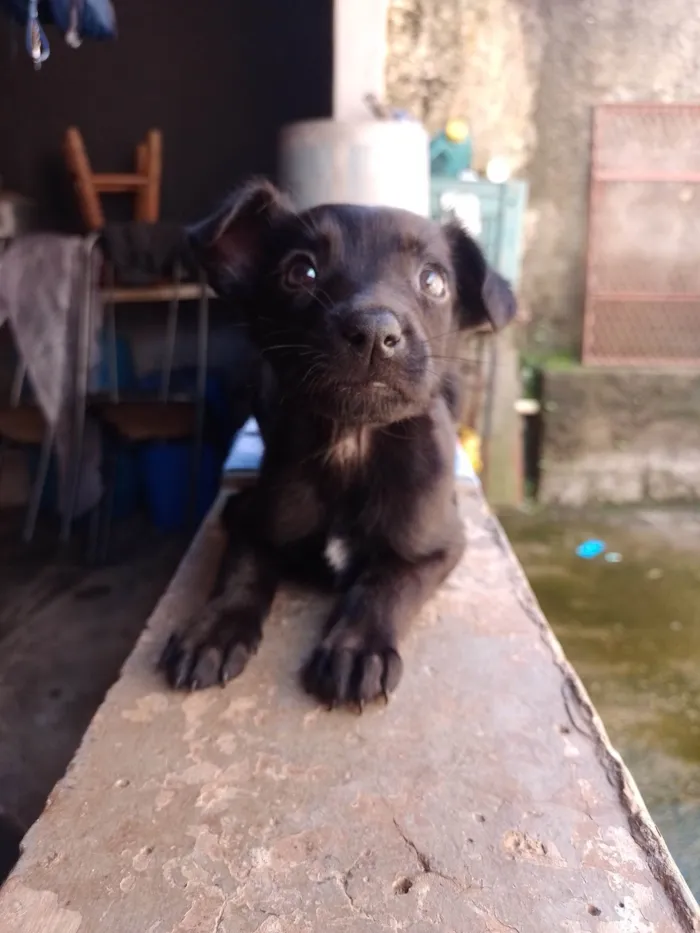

[278,119,429,217]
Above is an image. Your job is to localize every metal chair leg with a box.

[161,265,181,402]
[23,431,53,543]
[98,435,119,563]
[0,439,7,505]
[61,419,85,544]
[86,500,101,565]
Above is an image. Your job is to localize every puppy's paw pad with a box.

[301,628,403,708]
[158,609,260,691]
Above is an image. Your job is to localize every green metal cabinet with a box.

[430,178,528,287]
[431,176,528,506]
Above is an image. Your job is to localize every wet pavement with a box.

[501,506,700,898]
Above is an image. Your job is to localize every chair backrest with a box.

[64,127,163,232]
[99,262,188,406]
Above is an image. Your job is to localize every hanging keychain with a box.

[26,0,50,68]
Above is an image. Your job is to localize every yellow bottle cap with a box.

[445,119,469,142]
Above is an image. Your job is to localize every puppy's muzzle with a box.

[339,307,405,366]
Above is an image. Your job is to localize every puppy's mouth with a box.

[341,377,406,397]
[266,335,435,424]
[306,373,430,426]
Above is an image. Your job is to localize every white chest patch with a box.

[326,429,370,472]
[324,537,351,575]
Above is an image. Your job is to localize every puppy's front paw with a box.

[302,621,403,709]
[159,601,262,691]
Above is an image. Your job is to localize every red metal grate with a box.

[583,103,700,365]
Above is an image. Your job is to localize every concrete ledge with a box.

[2,487,698,932]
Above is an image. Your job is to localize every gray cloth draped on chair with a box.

[0,233,103,518]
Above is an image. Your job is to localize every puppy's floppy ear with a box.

[187,179,294,296]
[443,219,517,331]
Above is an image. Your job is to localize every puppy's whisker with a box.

[315,285,335,309]
[295,213,319,241]
[425,328,489,344]
[303,284,333,313]
[299,360,321,386]
[378,426,410,441]
[257,323,299,339]
[262,343,315,354]
[426,355,483,365]
[298,360,328,392]
[424,329,464,343]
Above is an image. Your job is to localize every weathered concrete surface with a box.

[386,0,700,353]
[540,367,700,506]
[2,487,698,931]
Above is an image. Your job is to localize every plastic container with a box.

[278,118,430,217]
[93,334,136,394]
[429,120,473,178]
[139,441,220,531]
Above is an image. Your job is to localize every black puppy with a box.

[160,180,516,707]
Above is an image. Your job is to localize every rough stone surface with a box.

[540,368,700,506]
[386,0,700,353]
[1,488,698,931]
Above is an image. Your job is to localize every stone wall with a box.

[386,0,700,355]
[540,368,700,505]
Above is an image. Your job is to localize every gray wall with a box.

[386,0,700,355]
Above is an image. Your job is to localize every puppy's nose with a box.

[341,309,404,360]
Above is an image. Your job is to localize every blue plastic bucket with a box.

[139,441,221,531]
[137,368,228,530]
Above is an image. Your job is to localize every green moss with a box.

[520,350,580,372]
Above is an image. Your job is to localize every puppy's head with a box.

[190,179,516,426]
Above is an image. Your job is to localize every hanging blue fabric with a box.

[48,0,117,42]
[0,0,116,64]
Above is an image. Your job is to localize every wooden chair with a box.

[84,264,211,559]
[61,127,213,555]
[63,127,162,231]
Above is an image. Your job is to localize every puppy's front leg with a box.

[160,496,278,691]
[302,536,464,708]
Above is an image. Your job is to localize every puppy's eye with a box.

[284,256,317,290]
[419,265,448,300]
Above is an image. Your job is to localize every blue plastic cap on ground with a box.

[575,539,607,559]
